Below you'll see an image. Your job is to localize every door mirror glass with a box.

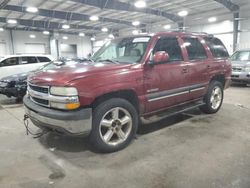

[153,51,169,64]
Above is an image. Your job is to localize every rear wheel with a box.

[89,98,138,153]
[200,81,224,114]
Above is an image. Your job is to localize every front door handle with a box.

[182,67,188,73]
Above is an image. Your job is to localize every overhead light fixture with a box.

[62,24,70,29]
[134,0,146,8]
[0,28,4,32]
[101,27,108,32]
[108,34,115,39]
[89,15,99,21]
[234,17,246,21]
[29,34,36,38]
[79,32,85,37]
[43,31,50,35]
[7,19,17,24]
[163,24,171,30]
[132,21,140,26]
[90,37,96,41]
[62,36,68,40]
[132,30,140,35]
[208,17,217,23]
[178,10,188,17]
[26,7,38,13]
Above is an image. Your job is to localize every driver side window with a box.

[153,37,183,62]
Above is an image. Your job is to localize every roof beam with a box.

[0,17,118,33]
[213,0,239,12]
[4,4,146,28]
[70,0,182,22]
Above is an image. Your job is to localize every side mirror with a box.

[153,51,169,64]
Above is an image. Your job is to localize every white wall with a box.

[0,30,92,59]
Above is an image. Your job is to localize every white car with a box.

[0,54,53,79]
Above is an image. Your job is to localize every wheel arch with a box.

[210,74,225,87]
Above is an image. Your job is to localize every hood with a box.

[231,60,250,68]
[1,72,29,82]
[28,62,133,86]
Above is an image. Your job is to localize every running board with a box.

[141,100,205,124]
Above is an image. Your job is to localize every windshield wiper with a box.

[97,59,120,64]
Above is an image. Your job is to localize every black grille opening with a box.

[29,85,48,94]
[31,97,49,106]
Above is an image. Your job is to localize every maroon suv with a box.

[23,32,231,152]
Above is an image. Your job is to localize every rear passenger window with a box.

[153,37,183,62]
[21,57,38,64]
[0,57,19,66]
[37,57,51,62]
[183,38,207,60]
[204,37,229,58]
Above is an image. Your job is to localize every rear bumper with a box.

[23,95,92,136]
[231,71,250,83]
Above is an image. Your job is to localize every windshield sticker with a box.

[133,37,150,43]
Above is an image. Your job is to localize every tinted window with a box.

[0,57,19,66]
[37,56,51,62]
[21,56,38,64]
[204,37,229,58]
[183,38,207,60]
[153,37,183,62]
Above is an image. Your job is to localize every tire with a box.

[200,81,224,114]
[89,98,138,153]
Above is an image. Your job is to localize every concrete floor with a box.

[0,85,250,188]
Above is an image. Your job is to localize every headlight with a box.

[50,87,78,96]
[245,67,250,72]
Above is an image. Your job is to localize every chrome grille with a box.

[28,83,50,107]
[232,67,242,72]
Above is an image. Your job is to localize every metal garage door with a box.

[25,43,46,54]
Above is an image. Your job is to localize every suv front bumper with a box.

[23,95,92,136]
[231,71,250,84]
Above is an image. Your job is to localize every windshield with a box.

[231,51,250,61]
[92,37,151,64]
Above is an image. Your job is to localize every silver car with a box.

[231,49,250,85]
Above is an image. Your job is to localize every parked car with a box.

[23,32,231,152]
[0,58,87,100]
[230,49,250,85]
[0,54,53,80]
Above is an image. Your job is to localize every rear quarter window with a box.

[204,37,229,58]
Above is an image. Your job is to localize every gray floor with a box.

[0,86,250,188]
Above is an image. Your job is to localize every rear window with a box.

[21,56,38,64]
[204,37,229,58]
[37,56,51,62]
[183,37,207,60]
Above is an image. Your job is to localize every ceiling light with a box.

[134,0,146,8]
[208,17,217,23]
[0,28,4,32]
[62,36,68,40]
[178,10,188,17]
[132,30,140,35]
[26,7,38,13]
[234,17,246,21]
[62,24,70,29]
[43,31,50,35]
[29,34,36,38]
[132,21,140,26]
[163,24,171,30]
[89,15,99,21]
[79,32,85,37]
[7,19,17,24]
[90,37,96,41]
[101,27,108,32]
[108,34,115,39]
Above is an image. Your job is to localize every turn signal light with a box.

[66,103,80,110]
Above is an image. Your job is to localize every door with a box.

[144,36,189,113]
[181,37,210,101]
[0,57,20,79]
[20,56,46,73]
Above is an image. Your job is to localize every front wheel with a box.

[200,81,224,114]
[89,98,138,153]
